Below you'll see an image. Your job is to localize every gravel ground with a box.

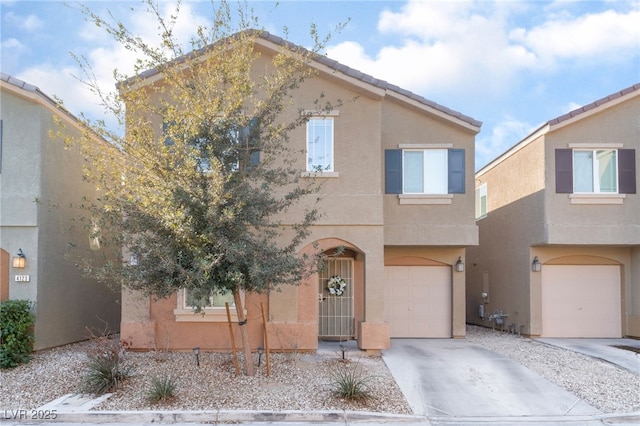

[1,326,638,414]
[466,325,640,414]
[0,337,411,414]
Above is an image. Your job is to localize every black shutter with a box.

[385,149,402,194]
[619,149,636,194]
[448,149,465,194]
[555,149,573,193]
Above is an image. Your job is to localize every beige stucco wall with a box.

[1,82,121,349]
[382,99,479,246]
[120,39,480,350]
[470,91,640,337]
[544,97,640,245]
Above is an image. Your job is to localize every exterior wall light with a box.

[455,256,464,272]
[12,249,26,269]
[532,256,541,272]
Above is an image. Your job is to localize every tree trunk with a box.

[233,289,255,376]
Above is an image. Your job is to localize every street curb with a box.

[1,409,427,424]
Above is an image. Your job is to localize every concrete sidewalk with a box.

[535,337,640,374]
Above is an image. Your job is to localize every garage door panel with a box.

[541,265,621,338]
[384,265,451,338]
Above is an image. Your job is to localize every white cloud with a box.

[5,11,43,31]
[326,0,639,99]
[510,9,640,67]
[476,117,535,168]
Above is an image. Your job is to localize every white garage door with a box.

[384,266,451,338]
[541,265,621,338]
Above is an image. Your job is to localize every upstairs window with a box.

[556,148,636,194]
[403,149,448,194]
[573,149,617,193]
[476,183,487,218]
[385,148,465,195]
[306,117,334,172]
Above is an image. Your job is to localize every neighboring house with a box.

[0,73,121,350]
[120,31,481,353]
[468,83,639,338]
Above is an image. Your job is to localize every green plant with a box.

[146,374,177,403]
[0,300,35,369]
[83,354,132,395]
[83,327,131,395]
[331,361,372,401]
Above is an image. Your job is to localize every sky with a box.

[1,0,639,169]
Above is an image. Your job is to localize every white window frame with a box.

[476,183,487,218]
[174,288,245,322]
[573,149,618,194]
[402,149,448,195]
[306,116,335,173]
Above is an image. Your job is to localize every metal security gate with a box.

[318,258,354,339]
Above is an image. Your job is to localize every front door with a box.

[318,258,354,339]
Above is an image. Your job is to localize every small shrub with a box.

[0,300,35,369]
[331,361,371,401]
[83,326,131,395]
[146,374,177,403]
[83,354,131,395]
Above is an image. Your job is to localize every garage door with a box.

[541,265,621,337]
[384,266,451,338]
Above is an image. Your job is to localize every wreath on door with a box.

[327,276,347,296]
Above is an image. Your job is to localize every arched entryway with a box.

[301,239,365,342]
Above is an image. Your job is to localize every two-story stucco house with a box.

[468,83,639,338]
[0,73,121,350]
[120,31,481,353]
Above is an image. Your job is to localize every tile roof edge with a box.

[547,82,640,126]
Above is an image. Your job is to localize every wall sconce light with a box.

[455,256,464,272]
[12,249,26,269]
[532,256,541,272]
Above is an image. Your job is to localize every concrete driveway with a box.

[381,339,601,418]
[535,337,640,374]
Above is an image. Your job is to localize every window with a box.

[476,183,487,218]
[174,289,245,322]
[403,149,448,194]
[184,289,235,310]
[306,117,333,172]
[385,148,465,195]
[556,148,636,195]
[573,149,617,193]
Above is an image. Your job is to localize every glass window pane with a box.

[424,149,448,194]
[573,151,593,192]
[403,151,424,193]
[596,150,617,193]
[307,118,333,171]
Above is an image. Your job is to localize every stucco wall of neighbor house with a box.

[630,247,640,337]
[544,96,640,245]
[381,99,479,247]
[36,105,121,349]
[1,80,121,350]
[1,86,43,329]
[385,246,467,338]
[470,89,639,338]
[467,137,546,334]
